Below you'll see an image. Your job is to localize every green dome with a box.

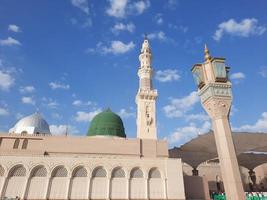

[88,108,126,138]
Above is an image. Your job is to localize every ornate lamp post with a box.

[191,45,245,200]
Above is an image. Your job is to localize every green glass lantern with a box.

[192,64,205,89]
[212,59,227,82]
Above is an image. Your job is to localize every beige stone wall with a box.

[0,134,185,200]
[0,134,168,158]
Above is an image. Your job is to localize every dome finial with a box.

[204,44,212,62]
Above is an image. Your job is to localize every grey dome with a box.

[9,112,51,135]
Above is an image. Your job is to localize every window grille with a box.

[72,167,87,177]
[52,166,68,177]
[31,166,47,177]
[13,139,19,149]
[92,167,107,177]
[149,168,161,178]
[22,139,28,149]
[0,166,4,176]
[112,167,125,178]
[130,168,143,178]
[9,165,26,177]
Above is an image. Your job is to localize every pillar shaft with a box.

[212,116,245,200]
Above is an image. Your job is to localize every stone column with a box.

[145,174,149,199]
[126,177,130,200]
[87,175,92,199]
[192,46,245,200]
[66,176,72,199]
[0,176,7,198]
[203,97,245,200]
[22,175,30,199]
[163,178,168,199]
[107,175,111,200]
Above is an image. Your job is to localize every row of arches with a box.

[0,165,162,178]
[0,165,166,199]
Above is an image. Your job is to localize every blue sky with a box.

[0,0,267,147]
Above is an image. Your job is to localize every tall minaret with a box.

[136,37,158,140]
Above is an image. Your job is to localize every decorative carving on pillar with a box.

[191,45,245,200]
[203,97,231,120]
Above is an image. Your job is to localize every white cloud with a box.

[213,18,266,41]
[51,113,62,119]
[82,18,92,28]
[185,113,209,122]
[49,82,70,90]
[118,108,135,119]
[16,113,24,119]
[0,37,21,46]
[155,14,163,25]
[130,0,150,14]
[102,41,135,55]
[155,69,180,82]
[75,109,101,122]
[230,72,246,80]
[106,0,150,18]
[71,0,89,14]
[259,66,267,78]
[147,31,166,41]
[72,100,92,106]
[50,124,79,135]
[111,22,135,34]
[19,85,35,93]
[233,112,267,132]
[0,107,9,116]
[167,121,211,145]
[8,24,21,32]
[166,0,178,10]
[163,91,199,118]
[0,70,15,91]
[47,100,59,108]
[21,96,35,105]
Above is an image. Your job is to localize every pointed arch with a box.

[48,165,69,199]
[130,167,146,199]
[25,165,48,199]
[70,166,89,199]
[4,165,27,198]
[148,167,164,199]
[111,167,127,199]
[90,166,108,199]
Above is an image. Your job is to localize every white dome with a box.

[9,112,51,135]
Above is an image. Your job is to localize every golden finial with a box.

[204,44,212,62]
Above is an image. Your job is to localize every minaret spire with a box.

[136,38,158,140]
[204,44,212,62]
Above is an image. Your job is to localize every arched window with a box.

[112,167,125,178]
[72,166,87,177]
[31,166,47,177]
[21,131,27,135]
[130,167,143,178]
[52,166,68,177]
[9,165,26,177]
[22,139,28,149]
[149,168,161,178]
[92,167,107,178]
[0,165,4,176]
[13,139,19,149]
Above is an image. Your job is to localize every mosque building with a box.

[0,38,185,200]
[0,38,267,200]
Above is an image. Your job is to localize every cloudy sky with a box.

[0,0,266,147]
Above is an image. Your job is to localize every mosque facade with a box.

[0,39,186,200]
